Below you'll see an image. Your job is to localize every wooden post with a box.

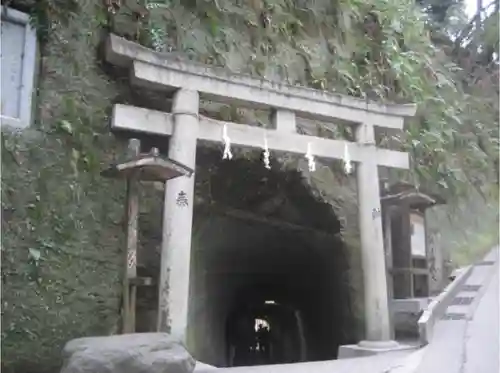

[382,205,395,339]
[383,207,394,299]
[122,138,140,333]
[403,205,414,298]
[157,89,199,342]
[355,123,395,346]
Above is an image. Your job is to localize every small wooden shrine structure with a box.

[380,180,446,339]
[381,180,446,300]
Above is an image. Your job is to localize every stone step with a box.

[441,313,467,321]
[460,284,481,292]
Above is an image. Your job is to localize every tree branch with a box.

[453,0,497,53]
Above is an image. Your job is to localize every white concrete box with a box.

[1,7,37,129]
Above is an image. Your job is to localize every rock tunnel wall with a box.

[188,214,349,366]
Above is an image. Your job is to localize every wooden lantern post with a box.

[102,139,194,334]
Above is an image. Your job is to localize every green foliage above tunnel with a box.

[108,0,498,201]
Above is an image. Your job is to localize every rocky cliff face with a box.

[2,1,126,372]
[1,1,364,371]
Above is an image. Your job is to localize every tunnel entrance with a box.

[135,147,356,366]
[186,150,355,367]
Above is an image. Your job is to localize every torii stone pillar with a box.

[355,123,395,347]
[157,89,199,341]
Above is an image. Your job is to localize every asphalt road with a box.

[462,254,499,373]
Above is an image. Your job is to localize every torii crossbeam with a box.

[105,34,417,352]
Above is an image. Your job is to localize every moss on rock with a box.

[1,1,128,371]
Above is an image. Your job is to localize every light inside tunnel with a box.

[254,318,270,332]
[264,300,276,305]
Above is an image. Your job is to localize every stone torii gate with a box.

[105,34,417,353]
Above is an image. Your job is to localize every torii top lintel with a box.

[105,34,417,169]
[106,34,416,126]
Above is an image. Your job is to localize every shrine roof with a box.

[381,180,446,209]
[101,152,194,182]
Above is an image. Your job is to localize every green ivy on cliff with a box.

[1,1,128,372]
[120,0,499,201]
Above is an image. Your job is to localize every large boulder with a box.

[60,333,196,373]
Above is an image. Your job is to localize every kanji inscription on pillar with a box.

[176,191,189,207]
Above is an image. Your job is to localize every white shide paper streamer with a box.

[263,135,271,169]
[343,143,353,174]
[305,142,316,172]
[222,124,233,160]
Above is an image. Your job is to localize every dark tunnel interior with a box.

[189,219,350,366]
